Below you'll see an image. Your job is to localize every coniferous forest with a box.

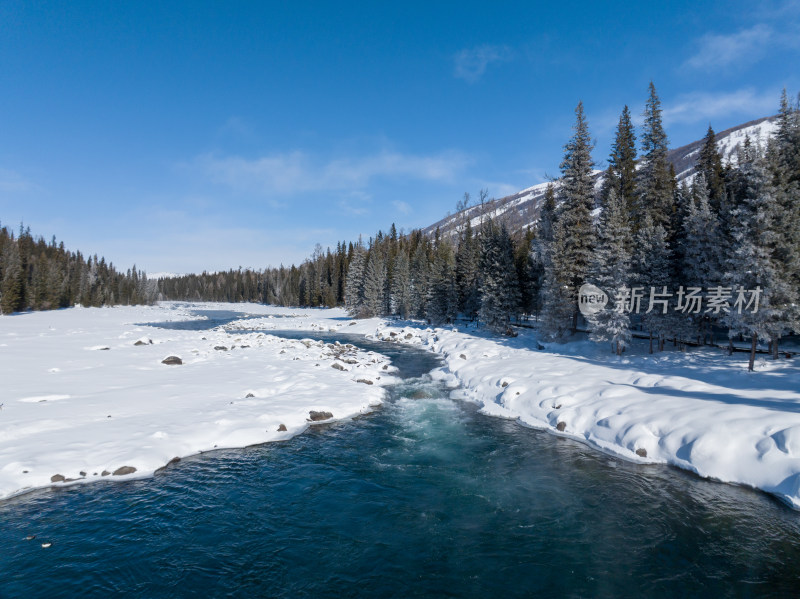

[6,85,799,370]
[0,223,156,313]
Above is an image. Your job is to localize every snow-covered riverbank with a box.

[4,301,800,509]
[0,302,392,501]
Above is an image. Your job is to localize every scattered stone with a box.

[22,470,28,474]
[101,470,110,477]
[79,471,87,477]
[134,338,153,346]
[308,410,333,422]
[240,345,250,349]
[342,358,358,365]
[501,381,509,388]
[277,424,287,432]
[93,472,98,476]
[279,349,286,354]
[556,421,566,432]
[331,362,346,371]
[349,321,357,326]
[554,404,562,410]
[99,347,110,351]
[459,354,467,359]
[107,415,112,418]
[635,448,648,458]
[112,466,137,476]
[382,364,389,370]
[50,474,65,483]
[356,379,374,385]
[161,356,182,365]
[405,333,413,339]
[214,346,228,351]
[245,393,255,398]
[390,332,397,337]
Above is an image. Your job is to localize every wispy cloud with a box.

[0,168,37,193]
[662,88,779,125]
[685,20,800,71]
[193,149,472,196]
[392,200,412,215]
[453,44,513,83]
[685,24,773,70]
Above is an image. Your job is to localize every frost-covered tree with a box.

[345,241,367,317]
[723,150,795,369]
[479,221,520,333]
[409,240,430,319]
[636,213,672,352]
[697,125,727,215]
[362,246,387,317]
[587,188,632,354]
[427,241,458,324]
[390,251,411,318]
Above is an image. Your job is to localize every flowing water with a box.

[2,311,800,597]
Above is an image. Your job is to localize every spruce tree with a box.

[587,188,632,354]
[390,251,411,318]
[478,221,520,333]
[637,83,675,237]
[607,105,638,228]
[550,101,596,332]
[344,242,367,317]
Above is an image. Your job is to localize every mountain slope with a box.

[422,115,779,238]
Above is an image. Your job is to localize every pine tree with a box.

[427,241,458,325]
[723,150,794,369]
[478,221,520,333]
[697,125,727,215]
[548,101,596,332]
[587,188,632,354]
[636,83,675,237]
[0,241,25,314]
[636,214,672,352]
[606,105,638,228]
[362,247,387,318]
[345,242,367,317]
[390,251,411,318]
[455,220,480,319]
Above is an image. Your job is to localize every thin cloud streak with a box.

[453,44,513,83]
[662,88,779,125]
[194,149,473,196]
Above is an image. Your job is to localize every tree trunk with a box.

[749,333,757,372]
[649,331,653,354]
[773,337,779,360]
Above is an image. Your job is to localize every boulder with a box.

[356,379,373,385]
[331,363,346,371]
[245,393,255,398]
[50,474,65,483]
[308,410,333,422]
[112,466,137,476]
[161,356,182,365]
[635,448,648,458]
[459,354,467,359]
[556,421,566,432]
[214,346,228,351]
[101,470,110,476]
[277,424,288,432]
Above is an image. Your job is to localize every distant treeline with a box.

[156,242,351,307]
[0,224,156,314]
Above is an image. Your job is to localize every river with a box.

[2,311,799,597]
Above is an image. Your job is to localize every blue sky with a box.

[1,1,798,273]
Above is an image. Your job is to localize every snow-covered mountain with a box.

[422,115,779,238]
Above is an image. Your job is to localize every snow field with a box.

[0,303,393,500]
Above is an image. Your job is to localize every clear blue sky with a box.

[1,0,798,273]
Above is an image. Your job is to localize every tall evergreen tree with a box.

[545,101,596,333]
[344,242,367,317]
[588,188,632,354]
[636,83,675,236]
[606,105,638,227]
[479,221,520,333]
